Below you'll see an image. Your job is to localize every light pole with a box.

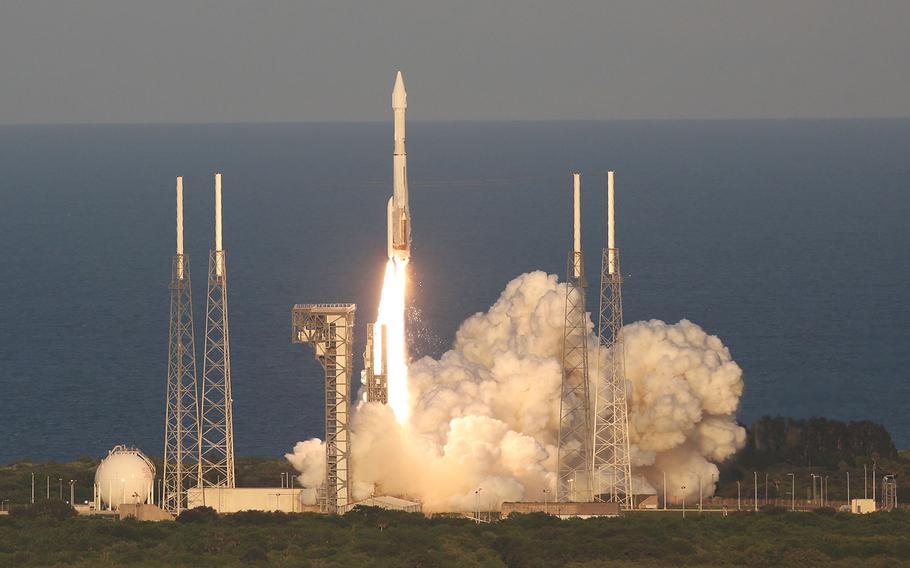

[873,460,877,503]
[737,481,741,511]
[846,471,850,505]
[864,464,868,499]
[46,476,50,500]
[58,478,63,500]
[753,472,758,512]
[681,485,687,518]
[542,489,550,515]
[69,480,76,506]
[810,474,819,507]
[31,472,35,504]
[787,473,795,511]
[663,471,667,511]
[711,473,717,509]
[474,488,482,523]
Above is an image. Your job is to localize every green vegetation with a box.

[2,506,910,567]
[716,417,907,503]
[0,457,291,508]
[1,420,907,567]
[0,458,97,507]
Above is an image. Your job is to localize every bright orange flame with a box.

[375,258,409,423]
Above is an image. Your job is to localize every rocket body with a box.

[388,71,411,263]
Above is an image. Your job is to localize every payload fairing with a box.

[387,71,411,262]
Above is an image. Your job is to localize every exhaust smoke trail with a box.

[288,271,747,512]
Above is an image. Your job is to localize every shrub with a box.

[10,500,77,521]
[176,506,219,523]
[760,505,789,515]
[227,510,289,525]
[240,542,268,562]
[812,507,837,516]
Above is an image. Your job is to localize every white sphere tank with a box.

[95,445,156,510]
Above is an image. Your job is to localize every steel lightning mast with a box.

[199,173,236,488]
[163,176,202,514]
[593,170,633,507]
[557,172,594,503]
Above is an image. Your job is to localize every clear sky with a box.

[1,0,908,123]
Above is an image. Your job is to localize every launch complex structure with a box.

[289,72,409,514]
[289,73,634,514]
[162,174,237,514]
[556,171,634,507]
[161,72,632,516]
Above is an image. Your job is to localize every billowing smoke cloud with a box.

[287,271,746,511]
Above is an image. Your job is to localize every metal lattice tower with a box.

[163,177,202,514]
[593,171,633,507]
[557,172,594,503]
[292,303,355,514]
[363,322,388,404]
[199,173,235,489]
[882,476,898,510]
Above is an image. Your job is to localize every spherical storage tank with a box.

[95,445,156,510]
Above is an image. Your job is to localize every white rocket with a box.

[387,71,411,262]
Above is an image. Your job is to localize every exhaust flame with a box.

[375,258,410,423]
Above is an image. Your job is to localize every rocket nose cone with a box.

[392,71,407,109]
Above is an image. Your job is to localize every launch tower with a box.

[292,303,355,514]
[593,171,633,507]
[363,323,388,403]
[557,172,594,503]
[163,176,202,514]
[199,173,236,489]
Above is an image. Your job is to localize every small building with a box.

[502,501,620,518]
[634,495,659,510]
[185,487,306,514]
[851,499,876,514]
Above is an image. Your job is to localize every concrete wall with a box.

[185,488,304,513]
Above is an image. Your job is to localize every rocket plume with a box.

[375,257,410,423]
[288,271,747,512]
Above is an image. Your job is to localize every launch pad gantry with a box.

[292,303,356,514]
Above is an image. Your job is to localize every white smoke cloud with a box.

[287,271,746,511]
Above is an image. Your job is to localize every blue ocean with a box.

[1,120,908,463]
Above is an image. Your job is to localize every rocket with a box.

[387,71,411,262]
